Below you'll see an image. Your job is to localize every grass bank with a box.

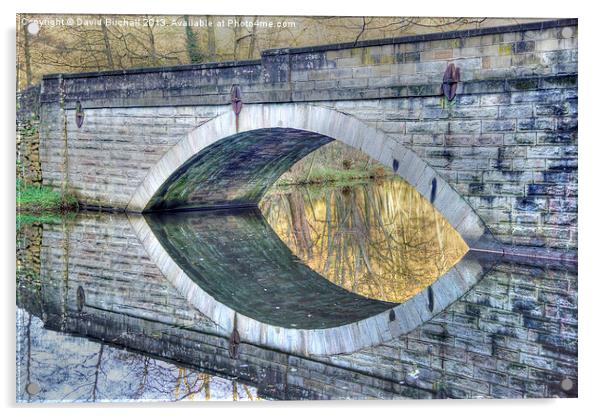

[275,165,392,187]
[17,180,78,214]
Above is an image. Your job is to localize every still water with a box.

[261,178,468,303]
[16,308,259,403]
[16,177,578,401]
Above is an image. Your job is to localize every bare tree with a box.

[247,16,258,59]
[206,15,216,61]
[99,17,115,69]
[18,20,33,86]
[16,14,506,90]
[184,15,203,63]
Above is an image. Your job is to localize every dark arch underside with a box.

[145,128,334,212]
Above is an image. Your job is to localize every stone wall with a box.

[17,86,41,184]
[332,87,577,251]
[38,19,577,108]
[39,106,218,208]
[31,18,577,253]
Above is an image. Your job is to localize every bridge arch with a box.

[128,103,489,247]
[128,104,500,355]
[127,103,498,356]
[130,212,492,356]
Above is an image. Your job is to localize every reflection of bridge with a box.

[145,209,397,329]
[136,209,488,355]
[17,213,577,399]
[21,19,577,259]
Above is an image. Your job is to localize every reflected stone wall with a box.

[322,260,577,398]
[36,213,217,333]
[17,214,577,399]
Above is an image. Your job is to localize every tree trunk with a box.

[232,16,242,60]
[91,344,104,401]
[247,16,258,59]
[100,18,115,69]
[206,16,216,60]
[184,15,203,63]
[286,192,313,258]
[146,18,158,65]
[21,21,33,87]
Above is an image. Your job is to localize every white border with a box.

[3,1,594,414]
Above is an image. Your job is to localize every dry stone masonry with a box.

[17,86,42,184]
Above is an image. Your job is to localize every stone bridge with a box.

[20,18,577,260]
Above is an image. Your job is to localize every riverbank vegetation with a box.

[17,180,78,214]
[274,141,393,186]
[276,164,391,186]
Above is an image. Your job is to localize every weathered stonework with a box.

[17,86,42,184]
[125,104,492,253]
[25,18,577,256]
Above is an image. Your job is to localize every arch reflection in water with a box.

[145,208,395,330]
[136,177,487,355]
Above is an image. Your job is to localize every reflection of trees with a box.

[261,178,468,303]
[286,192,314,258]
[16,307,258,402]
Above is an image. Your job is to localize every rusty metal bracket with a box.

[430,177,437,203]
[441,63,460,101]
[75,100,84,128]
[228,328,240,359]
[230,84,243,115]
[228,312,241,359]
[230,85,242,132]
[427,286,435,312]
[76,286,85,312]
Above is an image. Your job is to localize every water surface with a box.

[16,178,577,400]
[260,177,468,303]
[16,308,258,403]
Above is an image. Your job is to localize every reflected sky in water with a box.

[260,177,469,303]
[16,307,258,403]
